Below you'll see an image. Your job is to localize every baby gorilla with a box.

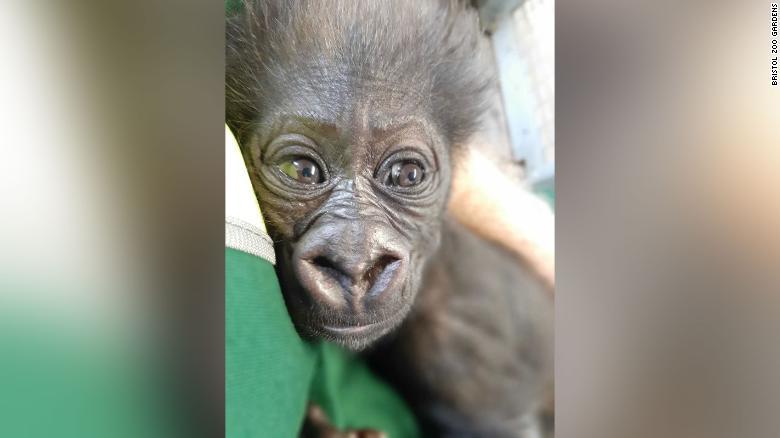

[226,1,553,436]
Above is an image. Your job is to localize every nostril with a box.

[312,255,337,271]
[311,256,352,291]
[363,254,401,287]
[307,252,403,297]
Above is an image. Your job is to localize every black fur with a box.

[226,0,491,147]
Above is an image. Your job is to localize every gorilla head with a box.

[226,0,490,350]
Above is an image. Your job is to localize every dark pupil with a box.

[294,159,319,183]
[392,162,423,187]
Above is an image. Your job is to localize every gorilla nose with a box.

[294,223,407,306]
[310,252,402,296]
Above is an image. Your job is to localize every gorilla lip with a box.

[322,320,384,336]
[321,307,406,339]
[320,319,394,342]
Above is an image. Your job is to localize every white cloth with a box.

[225,126,276,264]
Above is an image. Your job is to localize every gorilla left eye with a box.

[278,157,323,184]
[386,161,425,187]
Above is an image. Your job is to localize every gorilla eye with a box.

[279,157,323,184]
[387,161,425,187]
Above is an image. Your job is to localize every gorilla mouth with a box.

[323,317,393,337]
[316,304,409,347]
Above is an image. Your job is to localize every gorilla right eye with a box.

[386,160,425,188]
[279,158,323,184]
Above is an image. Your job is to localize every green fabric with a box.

[226,248,420,438]
[226,248,316,437]
[310,344,419,435]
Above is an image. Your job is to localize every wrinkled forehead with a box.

[264,65,432,125]
[257,69,441,149]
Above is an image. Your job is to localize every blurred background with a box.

[0,1,225,436]
[472,0,556,205]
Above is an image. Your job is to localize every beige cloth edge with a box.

[225,125,276,264]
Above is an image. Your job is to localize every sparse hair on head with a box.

[226,0,492,149]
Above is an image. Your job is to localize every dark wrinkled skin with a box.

[226,1,553,436]
[241,103,452,351]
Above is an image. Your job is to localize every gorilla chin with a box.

[278,218,419,351]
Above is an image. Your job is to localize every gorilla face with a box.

[242,97,452,350]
